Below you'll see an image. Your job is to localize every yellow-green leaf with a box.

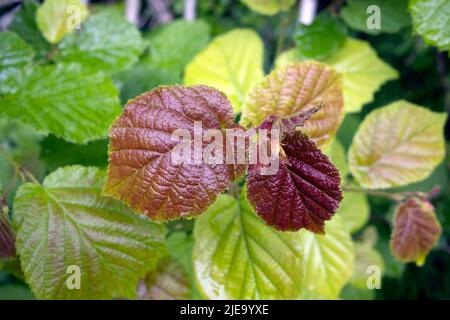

[36,0,88,44]
[193,192,303,299]
[275,38,398,113]
[337,191,370,234]
[240,0,296,15]
[348,100,447,189]
[350,243,384,289]
[300,215,354,299]
[241,61,343,146]
[184,29,264,112]
[322,138,349,181]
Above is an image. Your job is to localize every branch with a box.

[297,0,317,25]
[126,0,141,26]
[183,0,196,21]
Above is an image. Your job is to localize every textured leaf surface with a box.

[241,61,343,146]
[390,198,442,265]
[9,1,51,59]
[184,29,264,112]
[144,19,210,72]
[0,31,34,94]
[276,38,398,113]
[0,63,121,143]
[0,214,15,259]
[104,85,245,221]
[137,257,191,300]
[295,13,347,61]
[240,0,296,15]
[36,0,88,44]
[13,166,167,299]
[193,193,303,299]
[350,243,384,289]
[341,0,410,35]
[300,215,354,299]
[409,0,450,52]
[56,10,144,74]
[348,100,447,189]
[247,130,342,233]
[337,191,369,234]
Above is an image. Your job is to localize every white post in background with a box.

[184,0,196,21]
[126,0,140,26]
[298,0,317,25]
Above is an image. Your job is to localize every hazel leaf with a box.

[240,0,296,15]
[193,192,303,299]
[240,61,343,146]
[13,166,167,299]
[348,100,447,189]
[247,129,342,233]
[390,197,442,266]
[103,85,245,221]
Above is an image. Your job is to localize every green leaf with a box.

[241,61,343,146]
[300,215,354,299]
[55,9,144,74]
[184,29,264,112]
[350,242,384,289]
[115,62,181,103]
[341,0,410,35]
[322,138,349,182]
[409,0,450,53]
[0,285,34,300]
[348,100,447,189]
[193,192,303,299]
[144,19,210,72]
[13,166,167,299]
[240,0,296,15]
[137,257,191,300]
[36,0,88,44]
[275,38,399,113]
[337,191,370,234]
[0,63,121,143]
[295,13,347,61]
[0,31,35,94]
[167,232,195,277]
[8,1,51,60]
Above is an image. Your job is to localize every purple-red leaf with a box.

[103,85,245,220]
[0,214,15,259]
[247,129,342,233]
[390,197,442,265]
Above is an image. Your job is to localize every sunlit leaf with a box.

[337,191,369,234]
[0,63,121,144]
[184,29,264,112]
[341,0,410,35]
[247,129,342,233]
[103,86,245,221]
[409,0,450,53]
[322,138,348,182]
[14,166,167,299]
[300,215,354,299]
[275,38,398,113]
[350,243,384,289]
[36,0,88,44]
[56,9,144,74]
[348,100,447,189]
[194,192,303,299]
[390,197,442,266]
[241,61,343,146]
[240,0,296,15]
[137,257,191,300]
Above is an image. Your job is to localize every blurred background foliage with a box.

[0,0,449,300]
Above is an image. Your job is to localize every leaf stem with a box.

[342,185,442,203]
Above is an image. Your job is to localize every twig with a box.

[342,185,442,203]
